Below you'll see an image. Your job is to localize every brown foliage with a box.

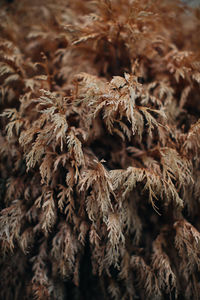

[1,0,200,299]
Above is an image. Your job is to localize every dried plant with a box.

[1,0,200,299]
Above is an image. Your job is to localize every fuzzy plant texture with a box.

[1,0,200,299]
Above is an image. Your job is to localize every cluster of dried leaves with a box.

[1,0,200,299]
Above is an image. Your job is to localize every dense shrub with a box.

[0,0,200,299]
